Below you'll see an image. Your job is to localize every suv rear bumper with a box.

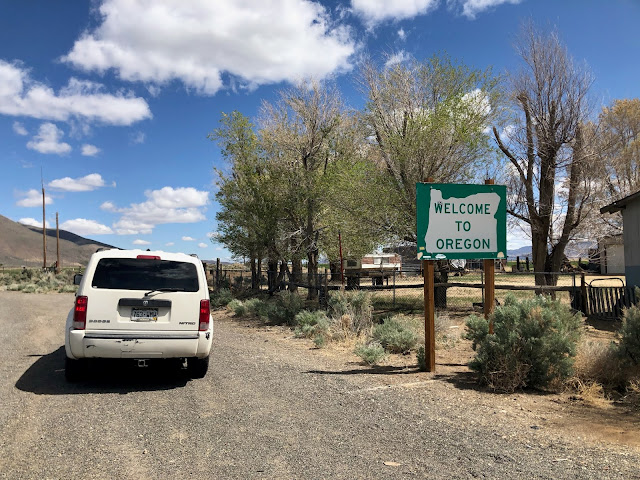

[67,329,212,359]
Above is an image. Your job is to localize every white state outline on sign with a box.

[424,189,500,253]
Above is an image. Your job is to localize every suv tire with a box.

[188,355,209,378]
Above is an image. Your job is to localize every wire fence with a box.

[211,262,631,320]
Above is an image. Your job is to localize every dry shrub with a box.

[572,340,628,390]
[568,378,612,407]
[624,380,640,409]
[435,314,459,348]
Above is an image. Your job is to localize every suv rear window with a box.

[91,258,199,291]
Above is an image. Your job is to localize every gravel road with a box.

[0,291,638,479]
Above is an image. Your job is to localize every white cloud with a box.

[397,28,406,40]
[454,0,523,19]
[12,121,27,135]
[351,0,438,26]
[385,50,411,68]
[26,123,71,155]
[18,217,50,228]
[133,239,151,245]
[60,218,114,235]
[182,236,195,241]
[0,60,151,126]
[49,173,107,192]
[16,189,53,207]
[165,242,175,246]
[81,144,100,156]
[131,131,145,144]
[62,0,356,95]
[100,201,117,212]
[198,242,208,248]
[110,186,209,235]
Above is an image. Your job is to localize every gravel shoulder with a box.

[0,291,639,480]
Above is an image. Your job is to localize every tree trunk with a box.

[289,259,302,293]
[531,229,548,287]
[267,259,278,293]
[250,257,258,291]
[307,250,318,300]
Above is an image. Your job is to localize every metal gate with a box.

[586,278,636,320]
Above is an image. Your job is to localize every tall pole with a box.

[56,212,60,274]
[338,230,344,287]
[42,182,47,269]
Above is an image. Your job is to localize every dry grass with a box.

[572,339,627,389]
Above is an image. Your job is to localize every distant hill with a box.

[0,214,117,267]
[507,241,594,261]
[507,245,532,260]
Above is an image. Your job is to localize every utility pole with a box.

[41,170,47,269]
[56,212,60,274]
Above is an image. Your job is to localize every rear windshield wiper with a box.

[144,287,185,296]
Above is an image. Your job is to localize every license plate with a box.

[131,308,158,322]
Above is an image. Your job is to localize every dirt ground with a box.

[220,308,640,451]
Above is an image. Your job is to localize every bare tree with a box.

[493,24,599,285]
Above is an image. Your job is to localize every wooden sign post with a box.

[422,257,436,372]
[483,179,496,333]
[416,178,506,373]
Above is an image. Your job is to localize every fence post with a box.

[323,268,329,306]
[580,273,588,316]
[392,268,396,307]
[215,258,220,288]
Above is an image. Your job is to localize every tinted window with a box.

[92,258,199,291]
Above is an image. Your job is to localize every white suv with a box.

[65,249,213,381]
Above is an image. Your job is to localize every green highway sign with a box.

[416,183,507,260]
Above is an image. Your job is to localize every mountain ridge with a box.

[0,214,117,267]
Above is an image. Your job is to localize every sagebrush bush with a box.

[354,342,386,365]
[465,294,582,392]
[0,269,76,293]
[373,315,418,354]
[227,299,246,317]
[252,300,274,320]
[243,298,264,315]
[618,305,640,366]
[268,291,304,325]
[327,290,372,335]
[416,346,427,371]
[211,288,233,308]
[294,310,329,337]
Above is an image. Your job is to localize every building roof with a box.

[600,189,640,214]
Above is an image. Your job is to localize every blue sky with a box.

[1,0,639,260]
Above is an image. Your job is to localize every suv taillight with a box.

[199,299,210,331]
[73,296,88,330]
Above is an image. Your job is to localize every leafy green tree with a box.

[259,80,371,297]
[359,53,501,243]
[209,111,281,289]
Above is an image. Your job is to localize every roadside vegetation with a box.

[0,269,77,294]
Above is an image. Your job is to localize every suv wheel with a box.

[65,357,86,382]
[187,355,209,378]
